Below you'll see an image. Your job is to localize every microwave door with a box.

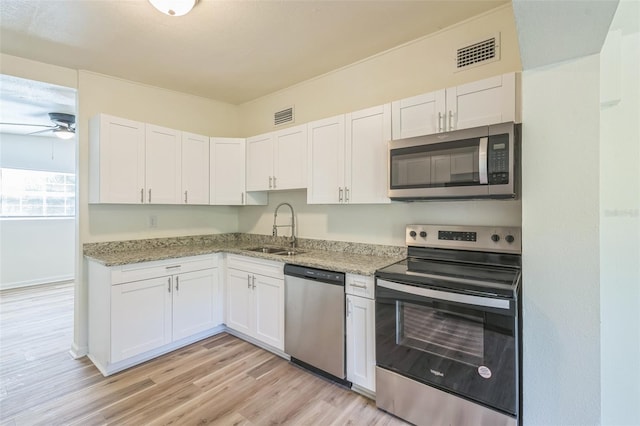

[389,135,490,199]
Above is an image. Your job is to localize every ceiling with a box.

[0,0,509,106]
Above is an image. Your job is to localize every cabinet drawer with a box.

[111,254,217,285]
[226,254,284,279]
[345,274,375,299]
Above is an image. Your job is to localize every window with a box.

[0,168,76,217]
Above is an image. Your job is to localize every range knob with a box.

[409,231,417,238]
[491,234,501,242]
[505,235,515,243]
[419,231,427,238]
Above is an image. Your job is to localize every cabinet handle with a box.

[448,110,454,131]
[184,190,188,204]
[165,265,181,270]
[438,112,443,132]
[241,192,244,205]
[176,276,179,291]
[167,278,171,293]
[148,189,152,203]
[269,176,273,189]
[273,176,277,189]
[345,187,350,203]
[252,275,256,289]
[140,188,144,204]
[338,187,343,202]
[349,283,367,289]
[247,275,251,289]
[347,298,352,317]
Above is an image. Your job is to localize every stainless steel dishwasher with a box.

[284,264,349,386]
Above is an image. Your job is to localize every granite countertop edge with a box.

[84,235,406,276]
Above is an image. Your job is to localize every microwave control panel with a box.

[488,134,510,185]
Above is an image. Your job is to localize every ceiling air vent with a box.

[274,106,294,126]
[456,33,500,71]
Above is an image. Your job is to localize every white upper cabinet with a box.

[391,72,520,139]
[307,115,346,204]
[246,123,307,192]
[308,105,390,205]
[145,124,182,204]
[446,72,519,131]
[273,124,307,190]
[246,133,274,191]
[345,104,391,204]
[391,90,446,139]
[210,137,246,205]
[89,114,145,204]
[181,132,210,205]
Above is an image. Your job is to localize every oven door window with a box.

[376,285,517,416]
[390,138,481,189]
[400,301,484,367]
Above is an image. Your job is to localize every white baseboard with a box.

[1,275,74,291]
[69,342,88,359]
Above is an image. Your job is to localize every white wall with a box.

[599,8,640,425]
[0,133,76,289]
[521,55,601,425]
[239,190,521,246]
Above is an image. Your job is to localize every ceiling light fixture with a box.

[53,128,75,140]
[148,0,197,17]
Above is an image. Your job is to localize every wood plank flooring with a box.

[0,282,408,425]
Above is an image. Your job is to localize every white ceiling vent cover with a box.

[274,106,294,126]
[456,33,500,71]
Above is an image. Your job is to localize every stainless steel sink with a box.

[245,247,304,256]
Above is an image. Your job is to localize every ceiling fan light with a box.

[148,0,196,17]
[54,128,75,140]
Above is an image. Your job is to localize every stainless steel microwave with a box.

[388,122,520,200]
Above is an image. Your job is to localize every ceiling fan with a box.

[0,112,76,140]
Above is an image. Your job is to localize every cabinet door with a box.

[145,124,182,204]
[246,133,274,191]
[181,132,210,205]
[345,104,391,204]
[346,295,376,392]
[253,274,285,350]
[89,114,145,204]
[172,269,218,341]
[307,115,345,204]
[446,72,517,131]
[391,90,446,139]
[111,276,172,363]
[225,268,253,336]
[273,124,307,190]
[210,137,246,205]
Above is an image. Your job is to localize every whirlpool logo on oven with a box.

[429,369,444,377]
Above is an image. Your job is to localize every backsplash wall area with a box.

[238,190,522,247]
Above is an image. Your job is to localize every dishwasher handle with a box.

[284,264,345,286]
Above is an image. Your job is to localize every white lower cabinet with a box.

[225,255,285,351]
[346,274,376,394]
[88,254,222,375]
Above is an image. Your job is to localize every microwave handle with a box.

[479,137,488,184]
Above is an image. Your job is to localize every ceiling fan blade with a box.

[27,129,55,135]
[0,122,54,128]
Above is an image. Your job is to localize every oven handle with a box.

[377,279,511,310]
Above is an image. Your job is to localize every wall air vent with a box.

[456,33,500,71]
[274,106,294,126]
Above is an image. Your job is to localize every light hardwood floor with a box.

[0,282,407,425]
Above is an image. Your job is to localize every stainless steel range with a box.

[375,224,522,426]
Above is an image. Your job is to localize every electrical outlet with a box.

[149,215,158,228]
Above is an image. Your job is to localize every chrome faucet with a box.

[273,202,296,249]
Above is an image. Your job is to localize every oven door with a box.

[376,278,518,416]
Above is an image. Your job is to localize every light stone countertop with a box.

[84,234,406,276]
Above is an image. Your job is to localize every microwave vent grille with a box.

[274,106,294,126]
[456,34,500,70]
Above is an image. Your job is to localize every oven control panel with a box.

[406,224,521,254]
